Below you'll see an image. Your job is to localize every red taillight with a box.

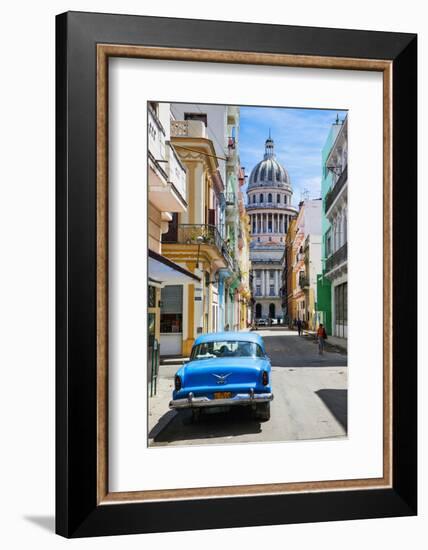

[262,371,268,386]
[174,375,182,391]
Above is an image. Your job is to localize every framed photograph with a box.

[56,11,417,538]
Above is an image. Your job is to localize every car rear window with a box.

[190,341,264,361]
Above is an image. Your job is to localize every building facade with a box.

[284,199,322,328]
[316,116,343,334]
[153,103,250,357]
[323,115,348,340]
[247,136,297,321]
[147,102,200,385]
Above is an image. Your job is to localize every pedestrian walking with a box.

[317,323,327,354]
[296,318,303,336]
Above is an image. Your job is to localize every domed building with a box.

[247,135,297,321]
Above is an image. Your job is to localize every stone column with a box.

[261,269,265,297]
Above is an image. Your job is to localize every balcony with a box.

[325,242,348,274]
[325,165,347,214]
[299,276,310,289]
[171,119,206,139]
[166,143,187,205]
[225,192,236,206]
[148,106,166,161]
[227,136,237,161]
[163,224,234,272]
[148,111,187,213]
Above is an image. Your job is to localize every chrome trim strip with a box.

[169,392,273,409]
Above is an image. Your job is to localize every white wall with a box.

[0,1,425,549]
[171,103,228,183]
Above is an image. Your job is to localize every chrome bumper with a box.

[169,390,274,410]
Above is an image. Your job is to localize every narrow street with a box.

[148,328,347,447]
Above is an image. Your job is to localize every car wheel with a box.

[255,402,270,421]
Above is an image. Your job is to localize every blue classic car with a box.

[169,332,273,421]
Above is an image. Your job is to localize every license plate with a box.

[214,392,232,400]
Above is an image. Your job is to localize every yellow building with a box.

[161,118,232,356]
[237,179,252,328]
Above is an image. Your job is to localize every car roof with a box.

[194,331,264,348]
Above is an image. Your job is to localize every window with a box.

[256,285,261,296]
[160,286,183,333]
[256,270,261,277]
[270,271,274,278]
[269,285,275,296]
[184,112,207,126]
[277,194,280,203]
[284,195,287,204]
[190,341,264,360]
[326,234,332,257]
[260,193,264,203]
[268,193,272,203]
[160,314,182,333]
[334,282,348,338]
[252,195,256,204]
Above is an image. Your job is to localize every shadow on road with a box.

[151,407,262,444]
[259,332,347,368]
[315,389,348,432]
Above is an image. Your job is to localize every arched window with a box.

[252,195,256,204]
[255,303,262,318]
[269,303,276,318]
[268,193,272,203]
[260,193,264,203]
[284,195,287,204]
[277,194,280,203]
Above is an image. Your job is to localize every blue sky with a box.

[239,106,347,205]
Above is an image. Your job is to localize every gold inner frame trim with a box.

[96,43,393,504]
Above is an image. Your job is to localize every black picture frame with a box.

[56,11,417,538]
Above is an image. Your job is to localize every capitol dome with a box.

[248,136,291,189]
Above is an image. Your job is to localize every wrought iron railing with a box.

[325,242,348,273]
[325,165,347,213]
[163,224,235,272]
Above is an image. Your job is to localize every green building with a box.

[316,117,342,334]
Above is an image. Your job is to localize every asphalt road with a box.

[149,329,348,447]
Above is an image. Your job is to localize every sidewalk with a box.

[148,369,178,441]
[303,329,348,352]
